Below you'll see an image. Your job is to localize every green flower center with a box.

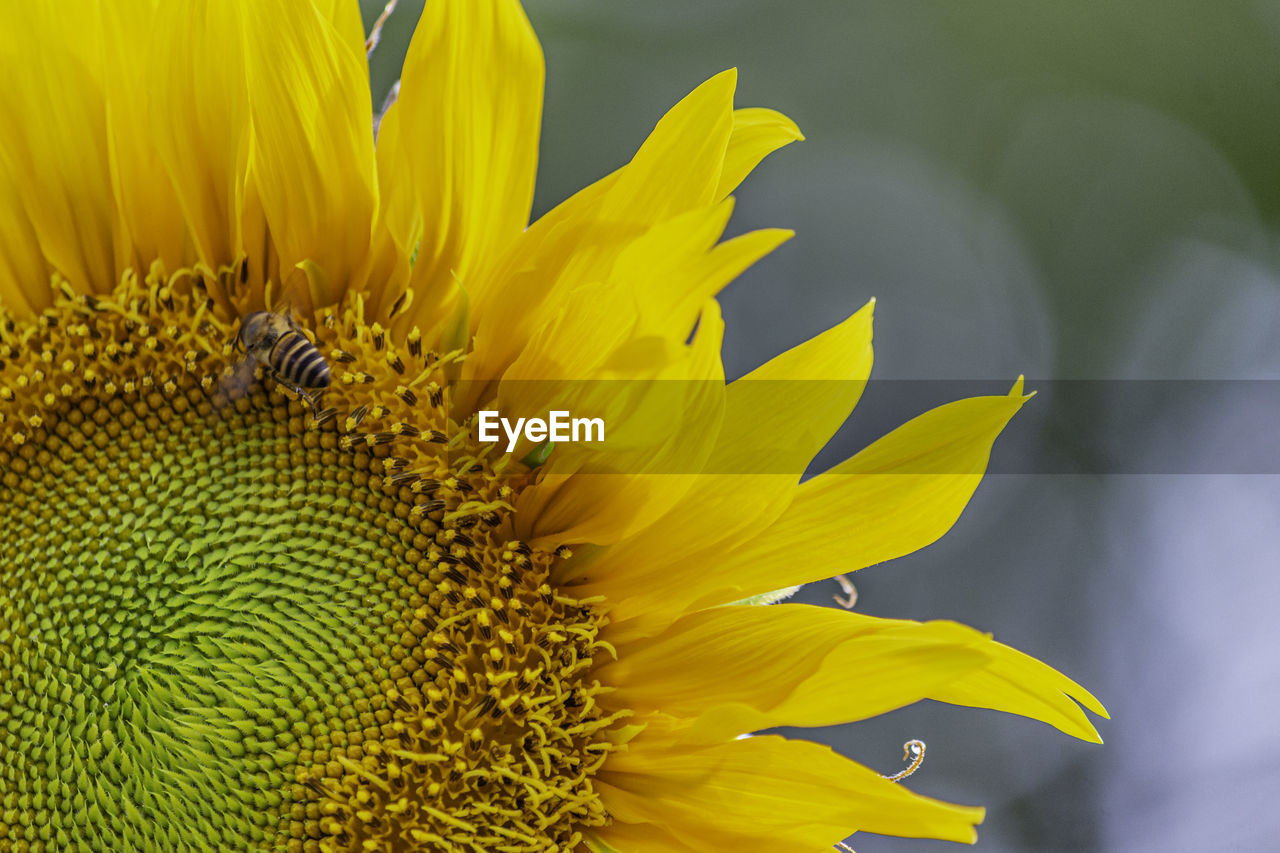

[0,273,620,852]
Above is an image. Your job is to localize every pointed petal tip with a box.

[705,66,739,94]
[773,110,805,142]
[1009,375,1038,401]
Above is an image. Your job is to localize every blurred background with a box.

[362,2,1280,850]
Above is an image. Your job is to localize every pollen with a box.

[0,270,617,852]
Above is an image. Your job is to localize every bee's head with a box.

[237,311,273,349]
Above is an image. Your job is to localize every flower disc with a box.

[0,274,616,852]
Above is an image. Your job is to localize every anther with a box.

[346,405,369,431]
[412,479,441,495]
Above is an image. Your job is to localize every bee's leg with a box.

[265,366,321,417]
[287,384,322,418]
[297,388,322,418]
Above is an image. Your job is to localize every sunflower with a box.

[0,2,1105,851]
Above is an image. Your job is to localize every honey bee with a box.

[230,310,330,414]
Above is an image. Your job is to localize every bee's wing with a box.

[267,279,314,332]
[212,356,260,409]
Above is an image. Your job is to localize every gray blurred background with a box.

[362,2,1280,850]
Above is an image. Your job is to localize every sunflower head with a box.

[0,2,1104,851]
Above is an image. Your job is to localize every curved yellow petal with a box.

[599,603,1105,744]
[600,605,989,740]
[465,69,739,386]
[99,1,188,276]
[599,68,737,225]
[563,302,874,601]
[715,107,805,201]
[0,166,50,317]
[373,104,421,258]
[240,0,376,309]
[364,102,418,321]
[512,300,726,547]
[607,382,1031,629]
[310,0,367,58]
[734,380,1031,585]
[598,733,984,849]
[620,201,795,342]
[711,297,874,474]
[931,636,1109,742]
[0,2,116,296]
[398,0,544,328]
[589,823,695,853]
[147,0,252,285]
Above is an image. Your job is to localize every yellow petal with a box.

[464,69,739,386]
[615,199,737,339]
[618,200,795,342]
[563,303,874,606]
[0,166,50,317]
[599,603,1105,744]
[310,0,367,57]
[598,733,984,849]
[588,824,695,853]
[512,301,726,547]
[0,2,117,295]
[711,297,874,474]
[147,0,251,281]
[637,381,1031,620]
[931,636,1110,742]
[363,101,418,321]
[715,107,805,200]
[599,605,991,743]
[597,68,737,225]
[373,104,421,259]
[99,1,188,276]
[240,0,377,308]
[398,0,544,327]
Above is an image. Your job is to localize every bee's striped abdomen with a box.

[272,331,331,389]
